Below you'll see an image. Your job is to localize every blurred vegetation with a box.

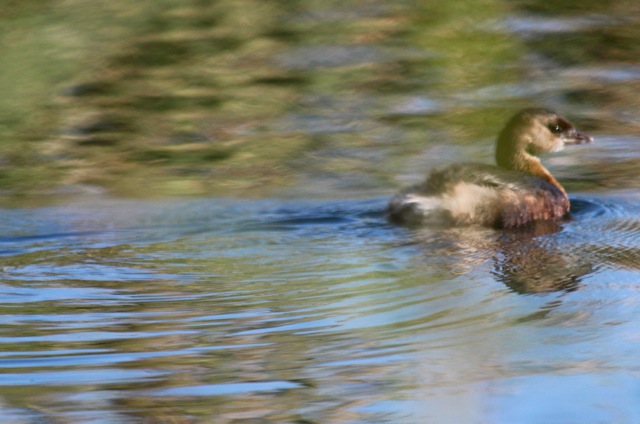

[0,0,309,198]
[0,0,639,202]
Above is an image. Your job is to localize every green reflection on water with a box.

[0,0,638,201]
[0,0,512,199]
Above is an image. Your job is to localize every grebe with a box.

[387,108,593,228]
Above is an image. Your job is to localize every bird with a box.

[387,108,593,228]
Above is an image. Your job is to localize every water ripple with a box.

[0,194,638,422]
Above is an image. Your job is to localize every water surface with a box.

[0,192,638,423]
[1,0,640,423]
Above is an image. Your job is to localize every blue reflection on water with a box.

[0,193,638,423]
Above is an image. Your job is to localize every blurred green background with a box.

[1,0,639,202]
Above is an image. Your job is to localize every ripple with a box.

[488,194,640,293]
[0,195,638,422]
[0,368,166,386]
[497,14,617,36]
[276,45,384,70]
[148,380,303,397]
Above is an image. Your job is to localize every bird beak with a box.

[563,129,593,144]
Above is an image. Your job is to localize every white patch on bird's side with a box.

[404,194,440,211]
[405,182,500,222]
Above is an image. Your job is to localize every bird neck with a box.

[522,156,567,197]
[496,137,567,196]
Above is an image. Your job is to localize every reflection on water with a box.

[0,194,638,422]
[492,228,592,294]
[1,0,640,198]
[1,0,640,422]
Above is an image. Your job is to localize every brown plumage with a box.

[387,108,593,228]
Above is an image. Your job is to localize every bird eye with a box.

[548,124,562,134]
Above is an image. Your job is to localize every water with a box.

[2,0,640,423]
[0,192,638,423]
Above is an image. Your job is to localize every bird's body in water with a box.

[387,108,593,228]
